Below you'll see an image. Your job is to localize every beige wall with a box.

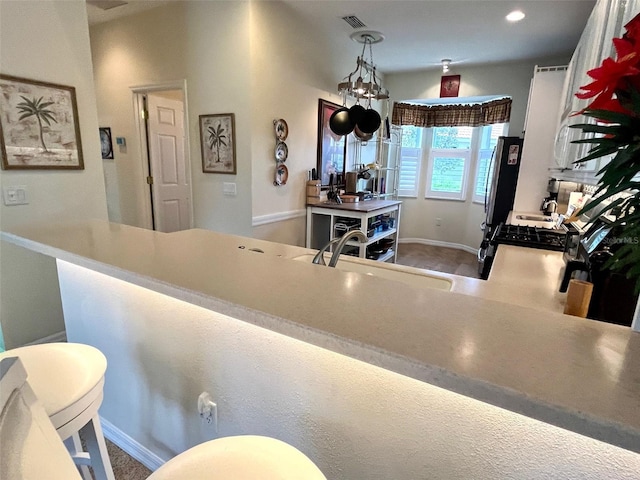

[91,4,188,230]
[0,0,108,347]
[386,57,570,250]
[90,1,356,241]
[91,2,254,236]
[248,1,355,220]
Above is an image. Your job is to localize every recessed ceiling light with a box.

[506,10,525,22]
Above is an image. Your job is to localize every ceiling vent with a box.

[341,15,367,29]
[86,0,128,10]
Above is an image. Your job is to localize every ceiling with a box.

[86,0,597,74]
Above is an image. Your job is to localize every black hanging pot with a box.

[348,104,367,125]
[357,108,381,134]
[329,107,354,136]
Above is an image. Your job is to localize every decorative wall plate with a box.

[275,141,288,162]
[274,119,289,141]
[274,164,289,186]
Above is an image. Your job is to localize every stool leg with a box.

[63,433,92,480]
[79,415,115,480]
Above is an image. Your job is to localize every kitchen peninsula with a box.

[2,221,639,476]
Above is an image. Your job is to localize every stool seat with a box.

[148,435,327,480]
[0,343,114,480]
[0,343,106,437]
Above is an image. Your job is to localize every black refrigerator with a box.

[483,136,523,229]
[477,136,523,279]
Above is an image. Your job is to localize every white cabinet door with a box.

[551,0,629,179]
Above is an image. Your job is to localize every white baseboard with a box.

[398,237,477,256]
[101,417,165,472]
[24,330,67,346]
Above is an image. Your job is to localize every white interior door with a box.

[147,94,192,232]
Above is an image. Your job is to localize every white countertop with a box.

[2,221,640,453]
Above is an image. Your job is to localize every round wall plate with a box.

[275,141,288,162]
[274,164,289,186]
[274,119,289,141]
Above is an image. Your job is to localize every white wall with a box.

[91,2,254,236]
[0,0,108,347]
[185,1,253,235]
[90,1,379,245]
[249,1,354,222]
[59,260,640,478]
[90,3,188,230]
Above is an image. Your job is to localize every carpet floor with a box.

[100,243,477,478]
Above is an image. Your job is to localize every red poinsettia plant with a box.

[570,12,640,292]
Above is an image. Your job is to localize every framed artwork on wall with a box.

[440,75,461,98]
[99,127,113,159]
[316,99,346,188]
[200,113,236,174]
[0,74,84,170]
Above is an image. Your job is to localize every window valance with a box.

[391,97,512,128]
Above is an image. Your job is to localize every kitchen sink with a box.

[516,214,554,222]
[292,254,453,291]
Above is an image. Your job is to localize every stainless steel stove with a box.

[494,223,566,251]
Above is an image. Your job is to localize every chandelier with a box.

[337,31,389,101]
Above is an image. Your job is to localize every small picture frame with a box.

[0,74,84,170]
[200,113,236,174]
[440,74,461,98]
[99,127,113,159]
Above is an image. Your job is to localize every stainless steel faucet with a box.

[312,230,369,267]
[312,237,341,265]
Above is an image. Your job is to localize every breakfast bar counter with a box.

[2,221,640,465]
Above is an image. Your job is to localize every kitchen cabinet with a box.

[306,200,401,262]
[514,65,567,213]
[552,0,634,183]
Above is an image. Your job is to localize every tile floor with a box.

[396,242,480,278]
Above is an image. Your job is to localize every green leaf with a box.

[582,108,635,124]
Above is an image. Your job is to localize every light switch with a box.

[3,185,28,206]
[223,182,237,196]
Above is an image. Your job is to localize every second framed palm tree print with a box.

[0,74,84,170]
[199,113,236,174]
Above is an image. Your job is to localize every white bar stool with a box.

[1,353,327,480]
[0,343,114,480]
[147,435,327,480]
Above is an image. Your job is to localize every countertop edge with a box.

[2,227,640,454]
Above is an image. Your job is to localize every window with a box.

[425,127,473,200]
[397,122,508,202]
[472,123,507,203]
[398,126,423,197]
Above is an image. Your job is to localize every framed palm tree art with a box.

[199,113,236,174]
[0,74,84,170]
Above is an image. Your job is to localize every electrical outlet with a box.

[197,392,218,430]
[435,217,442,226]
